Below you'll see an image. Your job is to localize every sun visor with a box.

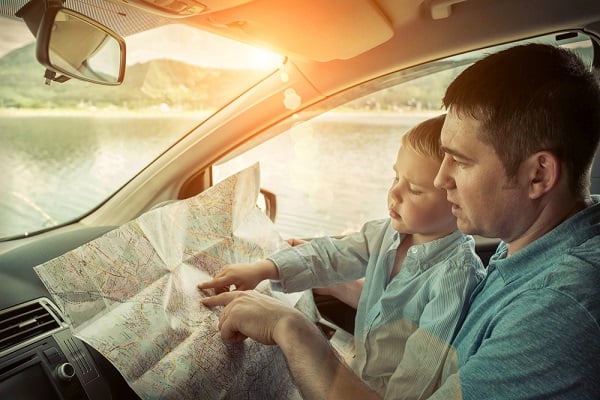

[196,0,394,61]
[104,0,394,62]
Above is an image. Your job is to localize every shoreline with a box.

[0,108,440,121]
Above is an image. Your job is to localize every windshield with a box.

[0,17,282,240]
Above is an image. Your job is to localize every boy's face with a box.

[388,144,456,243]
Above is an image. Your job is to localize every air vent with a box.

[0,299,64,354]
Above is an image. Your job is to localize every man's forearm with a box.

[274,314,381,400]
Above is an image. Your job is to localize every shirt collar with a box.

[393,229,469,271]
[489,195,600,284]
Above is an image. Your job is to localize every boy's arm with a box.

[272,219,389,292]
[197,259,279,292]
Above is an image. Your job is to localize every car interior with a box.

[1,0,600,398]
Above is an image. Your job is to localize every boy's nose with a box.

[388,184,402,203]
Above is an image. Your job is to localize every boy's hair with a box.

[443,43,600,195]
[402,114,446,162]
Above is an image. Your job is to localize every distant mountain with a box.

[0,18,34,58]
[0,43,269,110]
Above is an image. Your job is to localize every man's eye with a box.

[408,187,423,195]
[452,157,466,167]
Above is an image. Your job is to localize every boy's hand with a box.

[197,259,279,294]
[286,238,307,247]
[313,278,365,309]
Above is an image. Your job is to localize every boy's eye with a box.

[408,187,423,195]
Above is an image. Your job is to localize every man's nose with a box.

[434,157,451,189]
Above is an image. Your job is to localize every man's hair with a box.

[443,43,600,195]
[402,113,446,162]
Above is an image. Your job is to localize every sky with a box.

[0,17,283,70]
[125,23,283,70]
[0,18,35,57]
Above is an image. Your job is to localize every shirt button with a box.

[410,248,418,254]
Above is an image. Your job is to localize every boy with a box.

[199,114,485,398]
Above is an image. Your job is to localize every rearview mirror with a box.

[36,7,126,85]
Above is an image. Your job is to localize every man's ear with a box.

[526,151,560,199]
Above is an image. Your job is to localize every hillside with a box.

[0,44,268,110]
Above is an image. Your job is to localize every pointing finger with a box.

[201,291,241,307]
[198,276,228,290]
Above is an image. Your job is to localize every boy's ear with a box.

[526,151,560,199]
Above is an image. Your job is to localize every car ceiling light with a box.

[429,0,467,20]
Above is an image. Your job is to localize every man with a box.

[199,114,485,398]
[202,43,600,399]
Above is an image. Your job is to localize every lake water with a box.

[214,112,432,238]
[0,114,195,238]
[1,113,431,239]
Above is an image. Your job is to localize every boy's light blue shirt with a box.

[433,196,600,400]
[269,218,484,398]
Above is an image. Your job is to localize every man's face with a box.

[434,110,529,241]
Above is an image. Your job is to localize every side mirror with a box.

[36,7,126,85]
[258,188,277,222]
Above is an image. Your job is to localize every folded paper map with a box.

[34,164,311,399]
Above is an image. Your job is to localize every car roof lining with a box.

[4,0,600,66]
[0,0,484,63]
[2,0,172,35]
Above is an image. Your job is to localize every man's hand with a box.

[202,290,381,400]
[197,260,279,294]
[201,290,306,345]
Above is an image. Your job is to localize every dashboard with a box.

[0,226,140,399]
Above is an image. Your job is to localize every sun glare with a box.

[126,24,283,71]
[246,48,284,70]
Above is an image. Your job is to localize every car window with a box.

[0,18,282,240]
[213,31,595,239]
